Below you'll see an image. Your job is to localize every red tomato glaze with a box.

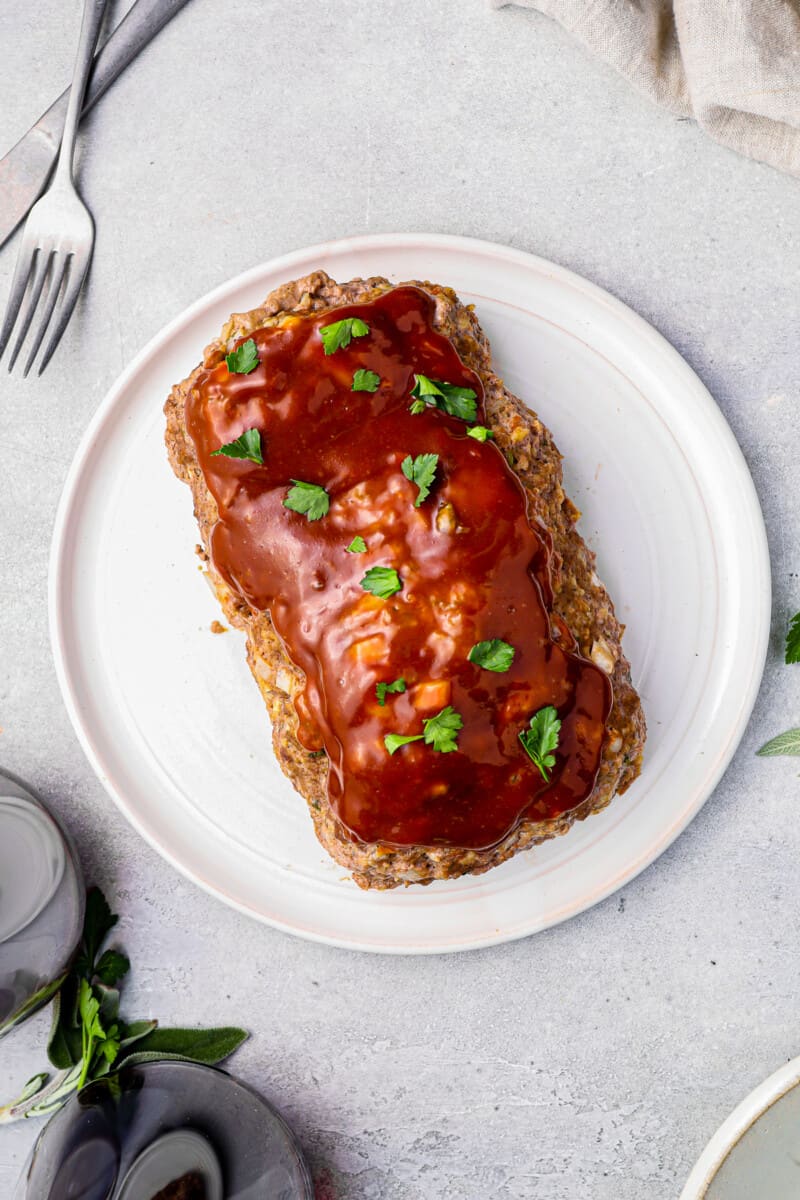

[185,286,612,849]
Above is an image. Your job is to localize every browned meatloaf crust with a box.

[165,272,646,889]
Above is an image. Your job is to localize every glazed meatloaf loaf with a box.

[165,272,645,889]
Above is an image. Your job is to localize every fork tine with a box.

[0,244,37,361]
[21,252,70,378]
[7,248,54,372]
[35,251,91,377]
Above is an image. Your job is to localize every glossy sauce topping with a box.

[186,287,612,849]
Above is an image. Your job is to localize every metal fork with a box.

[0,0,109,377]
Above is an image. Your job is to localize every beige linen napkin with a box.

[493,0,800,177]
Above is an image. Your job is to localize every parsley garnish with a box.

[519,705,561,781]
[346,536,367,553]
[412,374,445,399]
[411,374,478,422]
[384,705,464,756]
[409,399,426,415]
[360,566,402,599]
[467,425,493,442]
[468,639,515,673]
[423,706,463,752]
[210,428,263,465]
[401,453,439,507]
[320,317,370,355]
[352,368,380,392]
[786,611,800,664]
[283,480,330,521]
[384,732,423,755]
[225,338,259,374]
[376,678,406,706]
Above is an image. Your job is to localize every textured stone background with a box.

[1,2,799,1196]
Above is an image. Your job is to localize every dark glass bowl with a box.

[14,1060,314,1199]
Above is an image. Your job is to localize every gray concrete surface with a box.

[1,2,799,1196]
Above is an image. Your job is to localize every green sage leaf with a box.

[756,728,800,757]
[118,1026,248,1066]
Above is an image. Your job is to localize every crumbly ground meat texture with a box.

[164,272,646,889]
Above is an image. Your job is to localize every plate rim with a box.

[679,1054,800,1198]
[48,231,771,953]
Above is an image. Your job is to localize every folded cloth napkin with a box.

[493,0,800,177]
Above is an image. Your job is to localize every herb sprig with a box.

[352,369,380,392]
[757,729,800,757]
[401,453,439,507]
[757,610,800,758]
[376,678,406,706]
[468,639,515,673]
[385,706,463,755]
[361,566,402,599]
[225,338,259,375]
[0,889,247,1124]
[320,317,370,355]
[284,480,330,521]
[210,427,263,465]
[519,705,561,781]
[467,425,493,442]
[411,374,478,423]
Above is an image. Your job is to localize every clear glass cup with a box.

[0,769,84,1037]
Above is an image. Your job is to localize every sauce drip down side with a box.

[185,287,612,849]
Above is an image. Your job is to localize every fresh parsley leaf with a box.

[78,979,101,1039]
[468,639,515,673]
[384,732,423,755]
[409,399,426,415]
[283,480,330,521]
[320,317,370,355]
[411,374,478,422]
[412,374,444,398]
[519,705,561,781]
[467,425,493,442]
[384,706,464,755]
[77,978,117,1087]
[352,368,380,392]
[756,728,800,756]
[75,888,117,978]
[360,566,402,599]
[346,535,367,554]
[401,453,439,507]
[210,428,264,465]
[422,705,464,753]
[786,611,800,664]
[437,382,478,422]
[225,338,259,374]
[94,950,130,987]
[99,1033,121,1064]
[376,678,406,706]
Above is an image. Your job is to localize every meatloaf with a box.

[164,272,645,889]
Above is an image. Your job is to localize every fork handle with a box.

[54,0,110,184]
[82,0,192,115]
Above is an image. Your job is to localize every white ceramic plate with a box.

[681,1056,800,1198]
[49,233,770,953]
